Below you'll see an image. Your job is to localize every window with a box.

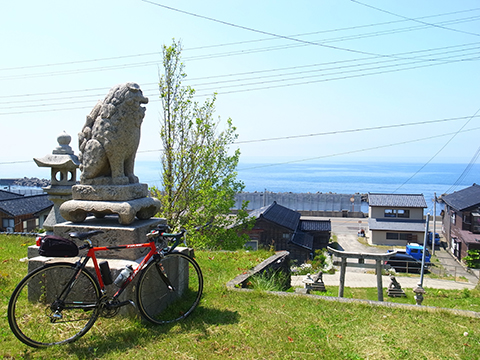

[2,218,14,228]
[384,209,410,218]
[399,233,416,241]
[384,209,395,218]
[282,233,290,239]
[386,232,417,241]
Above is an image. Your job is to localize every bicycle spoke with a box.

[136,253,203,324]
[8,263,100,347]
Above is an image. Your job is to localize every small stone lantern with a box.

[412,282,426,306]
[34,132,79,232]
[302,273,314,294]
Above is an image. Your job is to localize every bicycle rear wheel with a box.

[8,262,101,347]
[136,252,203,325]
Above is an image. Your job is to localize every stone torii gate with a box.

[327,247,397,301]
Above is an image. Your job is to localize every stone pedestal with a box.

[60,183,161,225]
[60,197,161,225]
[53,216,166,260]
[387,275,406,297]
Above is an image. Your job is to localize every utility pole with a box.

[432,193,436,256]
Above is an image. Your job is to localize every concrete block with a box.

[53,216,166,260]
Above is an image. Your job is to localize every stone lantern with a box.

[34,132,79,232]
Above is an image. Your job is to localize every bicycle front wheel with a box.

[8,262,101,347]
[136,252,203,325]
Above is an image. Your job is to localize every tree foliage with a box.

[151,40,252,250]
[464,249,480,269]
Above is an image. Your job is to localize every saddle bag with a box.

[38,235,79,257]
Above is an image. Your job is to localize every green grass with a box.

[1,234,480,359]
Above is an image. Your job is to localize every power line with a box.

[443,107,480,193]
[193,48,480,92]
[351,0,480,38]
[2,42,477,109]
[184,16,480,62]
[235,116,480,144]
[3,120,479,166]
[1,6,478,74]
[2,51,478,115]
[393,107,480,193]
[140,0,469,62]
[237,126,480,171]
[193,54,479,97]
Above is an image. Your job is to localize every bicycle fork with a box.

[153,254,175,292]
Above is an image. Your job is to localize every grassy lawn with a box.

[1,234,479,359]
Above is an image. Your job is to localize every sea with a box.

[237,161,479,215]
[4,160,478,215]
[137,160,479,215]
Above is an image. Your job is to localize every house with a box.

[440,184,480,261]
[0,191,53,233]
[244,201,331,262]
[0,189,24,200]
[367,193,427,245]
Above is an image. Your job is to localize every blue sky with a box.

[1,0,479,180]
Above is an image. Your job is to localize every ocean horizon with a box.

[136,160,478,215]
[4,160,478,215]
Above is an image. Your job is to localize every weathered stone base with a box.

[387,288,407,297]
[52,216,165,260]
[72,183,149,201]
[59,197,161,225]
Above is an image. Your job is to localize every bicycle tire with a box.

[136,252,203,325]
[8,262,101,347]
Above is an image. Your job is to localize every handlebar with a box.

[146,229,186,240]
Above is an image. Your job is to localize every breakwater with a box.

[234,191,367,217]
[0,178,50,188]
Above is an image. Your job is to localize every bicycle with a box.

[8,225,203,348]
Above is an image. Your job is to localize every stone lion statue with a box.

[78,82,148,185]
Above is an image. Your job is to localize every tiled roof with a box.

[249,201,300,231]
[441,183,480,212]
[368,193,427,208]
[368,218,426,232]
[300,220,331,232]
[0,190,24,200]
[290,231,314,250]
[0,194,53,217]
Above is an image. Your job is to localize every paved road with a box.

[300,216,479,290]
[291,272,476,290]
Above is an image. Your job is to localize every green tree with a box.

[151,40,252,250]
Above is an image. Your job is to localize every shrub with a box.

[463,249,480,269]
